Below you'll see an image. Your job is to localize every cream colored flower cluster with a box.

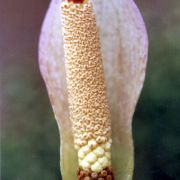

[78,139,112,172]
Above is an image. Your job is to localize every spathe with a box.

[38,0,148,179]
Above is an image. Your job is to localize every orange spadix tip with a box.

[66,0,85,4]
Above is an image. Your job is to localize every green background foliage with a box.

[1,0,180,179]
